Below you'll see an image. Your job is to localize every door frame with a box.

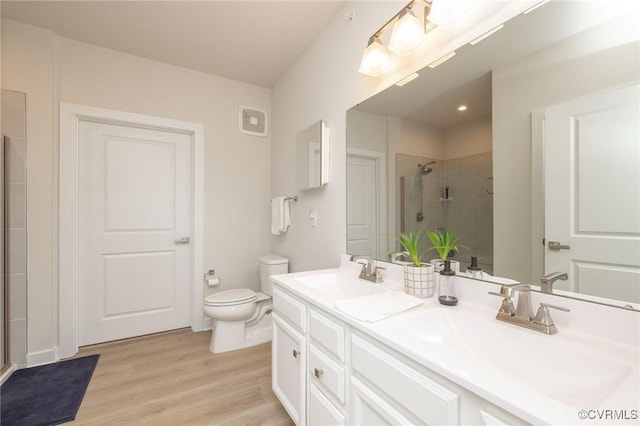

[59,103,204,359]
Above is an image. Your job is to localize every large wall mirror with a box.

[346,1,639,310]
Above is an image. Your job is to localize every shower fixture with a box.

[417,161,437,175]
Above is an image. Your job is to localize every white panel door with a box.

[78,120,192,346]
[544,84,640,303]
[346,155,378,258]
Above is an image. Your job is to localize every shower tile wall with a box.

[444,152,493,273]
[2,90,28,366]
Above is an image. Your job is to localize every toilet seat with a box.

[205,289,257,307]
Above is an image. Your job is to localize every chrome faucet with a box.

[489,283,570,335]
[350,255,385,283]
[540,272,568,293]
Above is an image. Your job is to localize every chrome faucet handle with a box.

[372,266,385,283]
[489,291,516,316]
[533,303,570,334]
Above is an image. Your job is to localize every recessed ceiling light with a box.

[458,105,468,111]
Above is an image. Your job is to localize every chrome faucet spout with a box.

[540,272,568,293]
[489,282,570,335]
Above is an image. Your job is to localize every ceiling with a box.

[1,0,347,88]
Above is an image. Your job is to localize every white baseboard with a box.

[26,348,57,367]
[0,364,17,384]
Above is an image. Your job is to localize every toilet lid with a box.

[205,289,257,306]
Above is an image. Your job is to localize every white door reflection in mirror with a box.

[544,83,640,305]
[346,149,386,258]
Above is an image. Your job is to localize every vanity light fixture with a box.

[358,36,392,77]
[469,24,504,45]
[395,72,420,87]
[428,0,471,27]
[358,0,436,77]
[457,105,468,111]
[388,7,427,55]
[358,0,474,77]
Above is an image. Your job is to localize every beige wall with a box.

[2,19,272,361]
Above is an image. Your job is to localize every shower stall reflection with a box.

[396,152,493,274]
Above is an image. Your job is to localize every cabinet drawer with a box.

[351,335,459,425]
[309,344,345,404]
[309,384,346,426]
[309,309,345,362]
[273,286,307,332]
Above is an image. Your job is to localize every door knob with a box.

[175,237,190,244]
[548,241,570,250]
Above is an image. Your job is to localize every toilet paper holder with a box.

[204,269,220,287]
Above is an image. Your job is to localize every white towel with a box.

[334,291,424,322]
[271,197,291,235]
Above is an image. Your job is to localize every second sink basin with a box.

[376,306,636,409]
[295,272,384,300]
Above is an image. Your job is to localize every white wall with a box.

[443,115,492,159]
[270,0,532,273]
[493,19,639,283]
[2,18,272,360]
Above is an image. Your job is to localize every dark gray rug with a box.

[1,354,99,426]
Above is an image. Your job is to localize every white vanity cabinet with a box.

[351,334,460,424]
[272,287,307,425]
[272,282,528,426]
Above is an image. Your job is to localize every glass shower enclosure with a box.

[1,89,28,375]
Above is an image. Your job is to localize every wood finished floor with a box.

[71,328,294,425]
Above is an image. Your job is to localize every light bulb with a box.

[388,8,426,56]
[358,36,392,77]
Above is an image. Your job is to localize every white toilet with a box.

[203,255,288,353]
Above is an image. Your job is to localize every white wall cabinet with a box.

[272,284,528,425]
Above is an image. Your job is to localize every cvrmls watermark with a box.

[578,409,638,421]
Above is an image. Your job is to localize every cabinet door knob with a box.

[292,349,300,359]
[314,368,324,378]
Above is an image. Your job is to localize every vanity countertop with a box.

[271,257,639,425]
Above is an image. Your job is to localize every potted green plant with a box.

[390,230,435,298]
[426,228,466,273]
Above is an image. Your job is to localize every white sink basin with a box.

[378,306,635,408]
[295,273,384,300]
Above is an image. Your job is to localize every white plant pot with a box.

[403,263,435,298]
[430,259,460,273]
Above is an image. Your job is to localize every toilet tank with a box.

[258,255,288,296]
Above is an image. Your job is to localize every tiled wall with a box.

[444,153,493,274]
[1,90,28,367]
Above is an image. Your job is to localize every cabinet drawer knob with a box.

[314,368,324,378]
[292,349,300,359]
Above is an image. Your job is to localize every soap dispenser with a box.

[438,260,458,306]
[467,256,483,279]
